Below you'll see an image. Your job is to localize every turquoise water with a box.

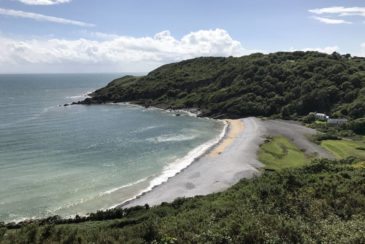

[0,74,224,222]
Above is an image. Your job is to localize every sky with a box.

[0,0,364,73]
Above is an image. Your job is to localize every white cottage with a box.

[314,113,329,121]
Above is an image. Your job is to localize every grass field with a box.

[321,137,365,160]
[258,136,313,171]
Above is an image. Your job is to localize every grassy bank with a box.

[321,137,365,160]
[258,136,313,170]
[1,158,365,243]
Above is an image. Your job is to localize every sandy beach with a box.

[123,117,265,208]
[208,119,245,157]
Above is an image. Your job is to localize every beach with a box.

[123,117,266,208]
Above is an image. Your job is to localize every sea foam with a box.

[146,134,197,143]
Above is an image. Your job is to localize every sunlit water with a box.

[0,74,224,222]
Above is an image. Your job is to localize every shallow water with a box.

[0,74,224,222]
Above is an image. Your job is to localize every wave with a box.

[146,134,197,143]
[38,177,150,221]
[166,109,200,117]
[113,119,228,208]
[46,195,99,215]
[102,162,115,167]
[0,106,57,129]
[101,177,149,195]
[106,102,201,118]
[6,215,38,224]
[133,125,162,134]
[0,117,39,129]
[66,91,92,100]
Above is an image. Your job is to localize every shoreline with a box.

[72,100,204,117]
[112,119,229,209]
[122,117,265,208]
[122,103,204,118]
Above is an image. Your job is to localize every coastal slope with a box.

[78,51,365,120]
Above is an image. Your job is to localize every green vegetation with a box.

[80,51,365,120]
[346,118,365,135]
[2,158,365,243]
[321,137,365,160]
[308,117,365,138]
[258,136,312,170]
[307,118,365,137]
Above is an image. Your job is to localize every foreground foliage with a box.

[80,51,365,120]
[2,158,365,243]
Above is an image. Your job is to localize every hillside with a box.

[79,51,365,119]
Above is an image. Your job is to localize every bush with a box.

[313,133,341,142]
[302,113,316,123]
[347,118,365,135]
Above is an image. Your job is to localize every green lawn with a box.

[321,137,365,160]
[314,120,327,125]
[258,136,313,171]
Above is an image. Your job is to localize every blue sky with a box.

[0,0,364,73]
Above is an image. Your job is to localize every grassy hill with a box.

[80,51,365,119]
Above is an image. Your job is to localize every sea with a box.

[0,74,225,223]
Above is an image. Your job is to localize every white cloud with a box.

[309,6,365,25]
[0,8,94,27]
[16,0,71,5]
[0,29,251,73]
[290,46,340,54]
[309,6,365,17]
[311,16,351,25]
